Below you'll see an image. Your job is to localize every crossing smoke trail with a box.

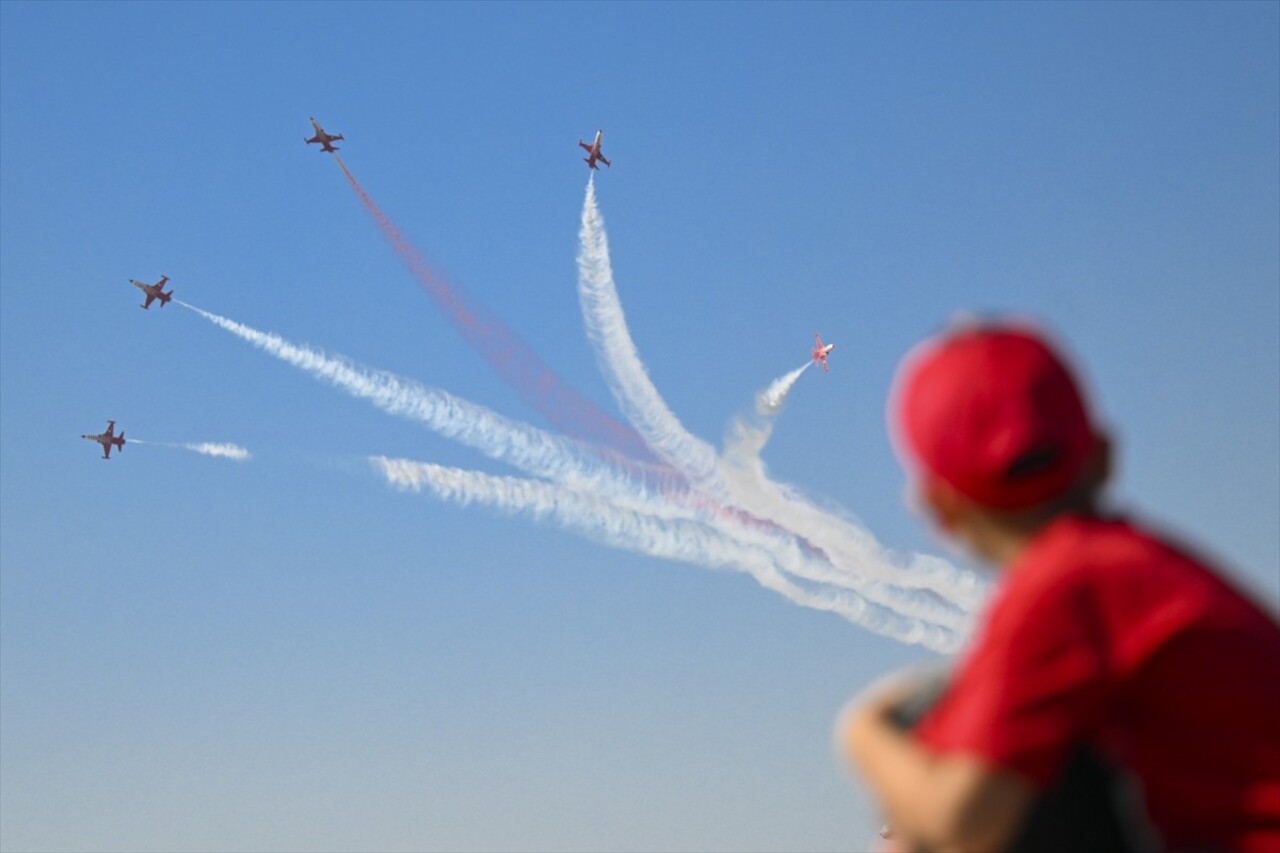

[734,365,972,628]
[722,375,986,612]
[128,439,252,460]
[330,155,653,462]
[180,299,967,643]
[370,456,961,652]
[720,401,978,625]
[176,167,986,648]
[576,180,986,613]
[326,157,965,607]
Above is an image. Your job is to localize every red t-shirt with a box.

[915,515,1280,852]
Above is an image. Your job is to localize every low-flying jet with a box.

[81,420,125,459]
[305,117,344,152]
[129,275,173,309]
[579,129,610,170]
[812,333,836,372]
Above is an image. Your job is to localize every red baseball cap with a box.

[891,322,1100,510]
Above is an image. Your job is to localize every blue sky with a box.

[2,2,1277,850]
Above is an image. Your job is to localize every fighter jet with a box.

[129,275,173,309]
[578,129,611,170]
[305,117,344,153]
[81,420,125,459]
[812,333,836,372]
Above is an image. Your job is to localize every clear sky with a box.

[2,2,1277,851]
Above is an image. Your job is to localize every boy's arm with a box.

[842,681,1035,853]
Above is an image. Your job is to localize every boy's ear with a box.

[919,476,968,533]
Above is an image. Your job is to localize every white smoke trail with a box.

[577,186,986,613]
[577,180,725,493]
[653,484,971,633]
[127,439,252,461]
[177,301,672,496]
[719,414,982,621]
[757,363,811,413]
[370,455,961,653]
[177,296,979,638]
[722,364,985,611]
[177,301,969,634]
[185,442,251,460]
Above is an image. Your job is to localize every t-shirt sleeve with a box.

[915,576,1110,786]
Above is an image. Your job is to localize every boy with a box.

[841,322,1280,852]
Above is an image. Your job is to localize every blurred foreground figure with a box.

[840,321,1280,853]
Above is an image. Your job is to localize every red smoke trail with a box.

[331,157,828,560]
[330,156,824,555]
[332,155,653,460]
